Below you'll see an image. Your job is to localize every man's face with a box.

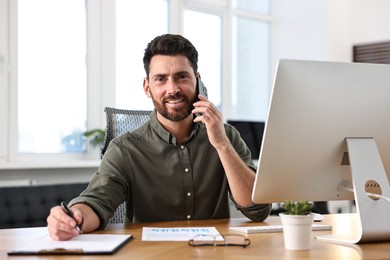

[143,55,198,122]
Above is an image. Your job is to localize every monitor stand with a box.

[316,137,390,244]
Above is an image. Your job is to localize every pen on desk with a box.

[60,201,82,233]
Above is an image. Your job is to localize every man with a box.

[47,34,271,240]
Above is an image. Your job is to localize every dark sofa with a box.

[0,182,88,229]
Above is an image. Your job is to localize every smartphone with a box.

[195,77,208,117]
[196,77,208,100]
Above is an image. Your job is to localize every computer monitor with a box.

[227,120,264,160]
[252,59,390,243]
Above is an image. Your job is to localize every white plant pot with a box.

[279,213,314,250]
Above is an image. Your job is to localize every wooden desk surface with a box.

[1,214,389,259]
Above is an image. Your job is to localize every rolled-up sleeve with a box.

[225,124,272,222]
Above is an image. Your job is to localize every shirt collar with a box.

[150,109,202,146]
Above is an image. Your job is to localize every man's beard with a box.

[151,93,197,122]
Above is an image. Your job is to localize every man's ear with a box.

[143,78,152,98]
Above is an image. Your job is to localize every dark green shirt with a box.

[70,111,271,228]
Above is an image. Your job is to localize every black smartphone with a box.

[195,77,208,117]
[196,77,208,100]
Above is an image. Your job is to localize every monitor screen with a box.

[252,59,390,204]
[227,120,265,160]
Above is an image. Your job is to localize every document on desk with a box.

[142,227,221,241]
[7,234,132,255]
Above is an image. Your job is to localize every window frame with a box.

[0,0,272,169]
[4,0,112,167]
[0,0,9,165]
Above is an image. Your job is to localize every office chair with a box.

[102,107,153,224]
[101,107,153,158]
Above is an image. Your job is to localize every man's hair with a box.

[143,34,198,78]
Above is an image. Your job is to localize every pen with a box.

[60,201,82,233]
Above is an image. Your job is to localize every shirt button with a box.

[184,168,189,173]
[187,215,191,219]
[187,192,191,197]
[181,145,185,149]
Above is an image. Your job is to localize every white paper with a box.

[142,227,221,241]
[9,234,132,254]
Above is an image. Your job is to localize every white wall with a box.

[272,0,330,65]
[348,0,390,43]
[271,0,390,77]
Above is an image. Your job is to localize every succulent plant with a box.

[281,199,312,215]
[83,128,106,148]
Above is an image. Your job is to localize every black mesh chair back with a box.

[102,107,152,224]
[101,107,152,158]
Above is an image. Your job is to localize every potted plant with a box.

[83,128,106,158]
[279,199,314,250]
[83,128,106,148]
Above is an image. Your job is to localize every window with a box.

[234,0,270,14]
[232,16,270,120]
[232,1,271,120]
[183,10,222,107]
[115,0,168,110]
[17,0,87,154]
[0,0,271,167]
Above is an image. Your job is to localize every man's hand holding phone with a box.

[193,80,231,151]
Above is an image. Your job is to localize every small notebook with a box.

[8,234,132,255]
[229,224,332,234]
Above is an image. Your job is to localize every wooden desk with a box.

[1,214,389,259]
